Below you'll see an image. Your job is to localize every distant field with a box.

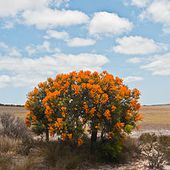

[0,104,170,130]
[140,105,170,130]
[0,105,27,119]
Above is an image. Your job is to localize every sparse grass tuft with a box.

[0,154,13,170]
[118,137,140,164]
[0,136,19,170]
[0,113,32,142]
[13,156,44,170]
[0,136,20,153]
[38,141,88,169]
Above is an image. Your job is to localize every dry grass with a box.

[141,105,170,124]
[0,106,26,119]
[0,136,20,153]
[140,105,170,130]
[0,136,19,170]
[0,104,170,130]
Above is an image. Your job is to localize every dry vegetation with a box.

[0,104,170,138]
[140,105,170,129]
[1,104,170,129]
[0,104,170,170]
[0,106,26,119]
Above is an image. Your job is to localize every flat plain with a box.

[0,105,26,119]
[140,104,170,129]
[0,104,170,131]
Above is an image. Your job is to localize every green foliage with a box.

[124,125,134,134]
[25,71,142,161]
[96,140,123,162]
[31,124,45,137]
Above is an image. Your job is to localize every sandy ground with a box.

[88,163,170,170]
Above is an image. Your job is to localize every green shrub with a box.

[95,137,140,164]
[96,140,122,162]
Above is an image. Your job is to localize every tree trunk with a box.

[90,129,97,153]
[45,128,49,142]
[101,129,104,142]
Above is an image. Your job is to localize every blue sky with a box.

[0,0,170,105]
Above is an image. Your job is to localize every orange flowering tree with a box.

[25,71,142,148]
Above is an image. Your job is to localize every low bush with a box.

[95,136,140,164]
[0,113,32,142]
[139,133,169,170]
[0,113,35,156]
[159,135,170,165]
[96,140,122,163]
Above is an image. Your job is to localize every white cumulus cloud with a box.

[163,27,170,34]
[66,37,96,47]
[25,41,60,56]
[0,0,70,17]
[0,53,109,88]
[141,53,170,76]
[45,30,69,40]
[123,76,144,83]
[113,36,166,55]
[131,0,150,7]
[127,57,143,64]
[0,0,87,30]
[0,75,11,88]
[22,8,89,29]
[51,0,70,7]
[0,0,49,17]
[89,12,133,36]
[0,42,8,49]
[140,0,170,30]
